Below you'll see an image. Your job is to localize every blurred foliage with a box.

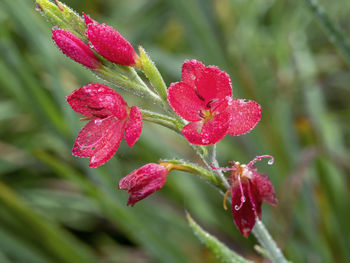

[0,0,350,262]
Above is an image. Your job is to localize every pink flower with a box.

[167,60,261,145]
[67,83,142,168]
[85,14,138,66]
[52,29,100,69]
[214,155,276,237]
[119,163,171,206]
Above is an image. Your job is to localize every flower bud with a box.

[52,29,100,69]
[119,163,170,206]
[86,22,138,66]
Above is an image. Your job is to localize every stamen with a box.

[198,110,205,118]
[210,163,233,171]
[223,189,230,210]
[194,89,205,101]
[91,112,109,119]
[247,155,274,167]
[234,174,246,211]
[247,182,258,218]
[206,99,218,108]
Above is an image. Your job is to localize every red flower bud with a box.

[86,21,137,66]
[119,163,170,206]
[52,29,100,69]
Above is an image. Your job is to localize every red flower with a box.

[85,14,138,66]
[67,83,142,168]
[167,60,261,145]
[119,163,171,206]
[214,155,276,237]
[52,29,100,69]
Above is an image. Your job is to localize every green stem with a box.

[140,109,182,134]
[304,0,350,66]
[252,220,289,263]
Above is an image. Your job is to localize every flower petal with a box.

[67,83,128,119]
[182,111,231,145]
[226,99,261,135]
[231,181,262,237]
[72,117,125,167]
[87,23,136,66]
[196,65,232,104]
[124,106,143,147]
[252,171,277,205]
[119,163,168,206]
[167,82,204,121]
[88,118,126,168]
[181,59,205,87]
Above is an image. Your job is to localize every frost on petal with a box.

[87,23,136,66]
[124,106,143,147]
[119,163,168,206]
[52,29,99,69]
[226,99,262,135]
[88,119,126,168]
[231,181,262,238]
[167,82,204,121]
[181,59,205,87]
[67,83,128,119]
[252,171,277,205]
[196,66,232,104]
[182,111,231,145]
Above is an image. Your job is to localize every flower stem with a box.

[252,220,289,263]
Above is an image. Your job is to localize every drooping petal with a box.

[231,180,262,237]
[196,65,232,104]
[67,83,128,119]
[167,82,204,121]
[226,99,262,135]
[124,106,143,147]
[252,171,277,205]
[181,59,205,87]
[182,111,231,145]
[87,23,137,66]
[52,29,99,69]
[119,163,168,206]
[88,118,126,168]
[72,118,112,158]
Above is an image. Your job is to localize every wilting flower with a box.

[119,163,171,206]
[67,83,142,168]
[167,59,261,145]
[52,28,100,69]
[84,14,138,66]
[213,155,276,237]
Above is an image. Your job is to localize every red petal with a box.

[252,171,277,205]
[124,106,143,147]
[72,117,126,167]
[181,59,205,87]
[226,99,261,135]
[182,111,231,145]
[89,118,126,168]
[52,29,99,69]
[119,163,168,206]
[196,65,232,105]
[231,181,262,237]
[87,23,136,66]
[67,83,128,119]
[83,13,96,26]
[167,82,204,121]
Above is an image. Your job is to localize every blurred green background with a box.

[0,0,349,262]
